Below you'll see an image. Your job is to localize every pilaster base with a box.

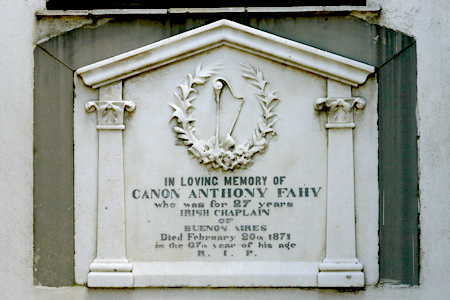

[88,260,133,287]
[89,259,133,272]
[318,271,364,287]
[88,272,133,287]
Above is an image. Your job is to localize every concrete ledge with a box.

[36,6,381,17]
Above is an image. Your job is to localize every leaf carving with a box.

[240,61,280,152]
[170,62,280,171]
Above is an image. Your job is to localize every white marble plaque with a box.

[74,20,378,288]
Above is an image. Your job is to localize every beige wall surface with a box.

[1,0,450,298]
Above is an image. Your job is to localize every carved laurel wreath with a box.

[170,62,280,171]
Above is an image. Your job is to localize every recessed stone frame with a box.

[34,14,417,287]
[74,19,375,288]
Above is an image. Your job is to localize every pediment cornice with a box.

[76,19,374,88]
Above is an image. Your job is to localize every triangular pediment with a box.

[76,19,374,89]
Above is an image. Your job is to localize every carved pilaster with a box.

[314,80,365,287]
[85,90,135,287]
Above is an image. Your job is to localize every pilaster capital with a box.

[314,97,365,129]
[86,100,135,130]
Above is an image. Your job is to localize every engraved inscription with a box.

[131,176,323,259]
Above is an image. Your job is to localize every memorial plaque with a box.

[74,20,378,288]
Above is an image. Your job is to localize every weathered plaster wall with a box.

[0,0,45,299]
[368,0,450,293]
[1,0,450,299]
